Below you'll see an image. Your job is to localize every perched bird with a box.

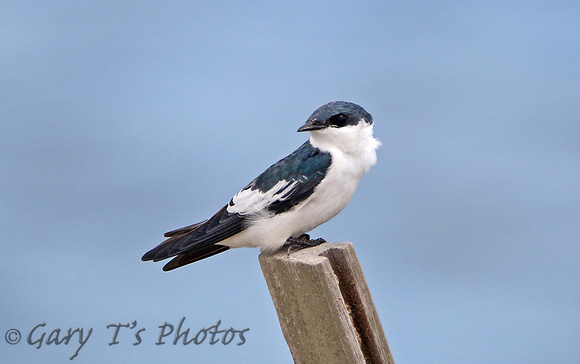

[142,101,380,271]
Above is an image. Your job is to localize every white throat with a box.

[308,120,380,174]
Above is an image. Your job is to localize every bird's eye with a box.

[328,113,349,127]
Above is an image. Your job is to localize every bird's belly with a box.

[291,174,358,234]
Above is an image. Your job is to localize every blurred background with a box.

[1,1,579,363]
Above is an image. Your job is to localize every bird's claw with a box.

[283,234,327,253]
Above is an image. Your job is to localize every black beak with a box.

[297,120,326,132]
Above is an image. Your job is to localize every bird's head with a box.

[297,101,378,155]
[297,101,373,133]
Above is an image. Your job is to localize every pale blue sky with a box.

[1,1,579,363]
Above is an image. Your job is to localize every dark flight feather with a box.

[141,205,244,266]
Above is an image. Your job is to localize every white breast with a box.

[294,119,380,233]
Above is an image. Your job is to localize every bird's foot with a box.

[283,234,327,253]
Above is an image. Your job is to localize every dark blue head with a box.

[297,101,373,132]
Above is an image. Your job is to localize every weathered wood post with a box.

[259,241,394,364]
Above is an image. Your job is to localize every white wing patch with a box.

[227,180,300,215]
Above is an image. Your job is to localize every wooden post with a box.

[259,242,394,364]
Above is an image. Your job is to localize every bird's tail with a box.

[141,220,229,271]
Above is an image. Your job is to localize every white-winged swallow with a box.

[142,101,380,271]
